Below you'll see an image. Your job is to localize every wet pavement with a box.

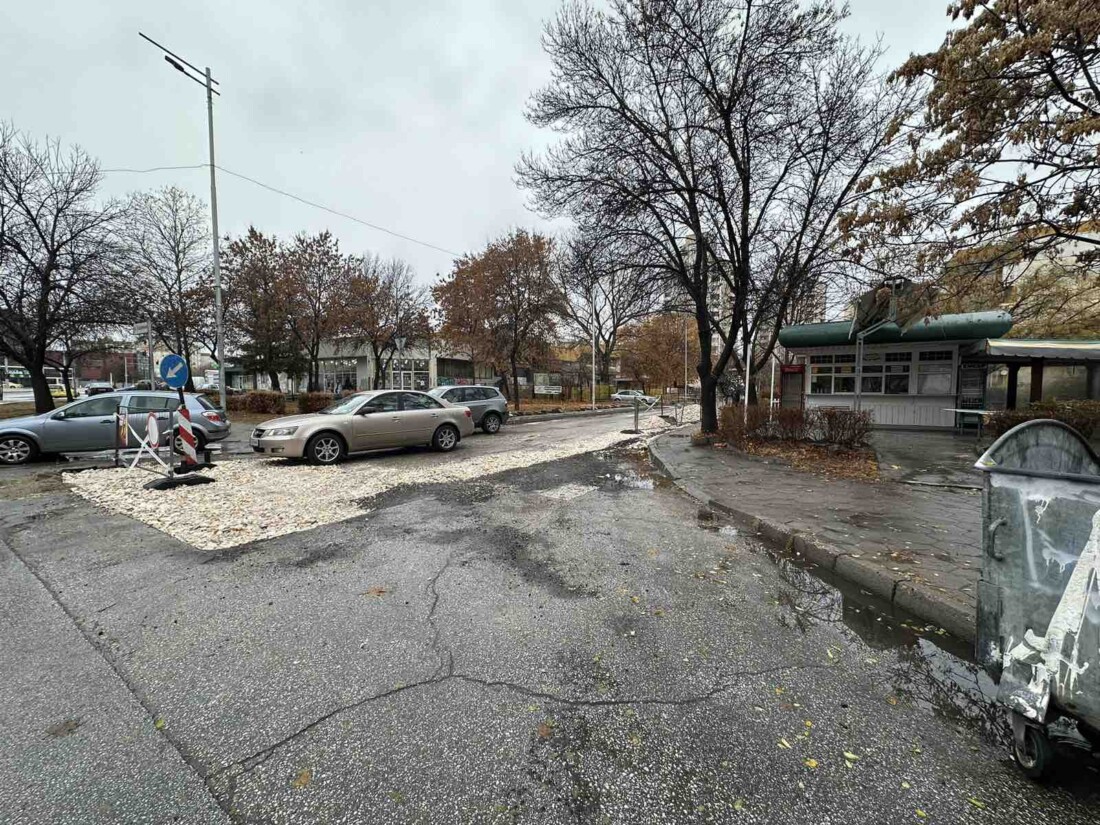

[651,431,983,641]
[871,430,985,489]
[1,435,1098,823]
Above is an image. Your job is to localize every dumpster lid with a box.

[974,419,1100,484]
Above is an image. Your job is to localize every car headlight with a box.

[266,426,298,437]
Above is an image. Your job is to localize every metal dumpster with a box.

[975,419,1100,777]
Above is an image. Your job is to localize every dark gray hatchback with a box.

[428,385,509,434]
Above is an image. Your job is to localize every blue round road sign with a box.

[159,353,190,389]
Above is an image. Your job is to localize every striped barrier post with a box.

[178,405,198,465]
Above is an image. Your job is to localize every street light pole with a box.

[204,66,226,411]
[590,301,597,411]
[139,33,225,410]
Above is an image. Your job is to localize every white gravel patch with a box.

[64,409,696,551]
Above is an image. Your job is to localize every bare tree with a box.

[552,228,662,383]
[0,125,126,412]
[519,0,916,431]
[121,186,212,391]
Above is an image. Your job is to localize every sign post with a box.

[144,353,215,490]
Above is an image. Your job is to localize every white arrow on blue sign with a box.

[159,353,190,389]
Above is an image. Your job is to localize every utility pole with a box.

[590,301,597,410]
[683,316,688,399]
[139,32,225,409]
[206,67,226,410]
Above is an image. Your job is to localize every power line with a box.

[102,164,208,174]
[99,162,462,258]
[214,165,462,257]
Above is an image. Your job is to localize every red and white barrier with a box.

[178,406,198,464]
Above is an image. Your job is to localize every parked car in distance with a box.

[427,385,509,433]
[0,391,231,465]
[611,389,658,405]
[82,382,115,396]
[250,389,474,465]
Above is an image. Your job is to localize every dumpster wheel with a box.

[1013,723,1054,780]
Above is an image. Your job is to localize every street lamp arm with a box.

[163,56,221,95]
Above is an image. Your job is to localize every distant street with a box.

[1,412,1097,824]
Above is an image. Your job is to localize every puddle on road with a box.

[754,540,1008,746]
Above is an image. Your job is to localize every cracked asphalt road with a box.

[1,416,1098,824]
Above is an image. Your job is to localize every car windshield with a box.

[319,394,369,415]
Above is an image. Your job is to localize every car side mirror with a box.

[52,410,66,420]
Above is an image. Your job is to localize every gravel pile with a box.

[65,409,695,551]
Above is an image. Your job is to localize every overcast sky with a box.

[3,0,951,284]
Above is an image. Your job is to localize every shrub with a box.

[986,400,1100,439]
[297,391,335,414]
[226,391,286,415]
[717,404,770,446]
[773,407,810,441]
[814,407,873,448]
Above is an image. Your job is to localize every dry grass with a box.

[734,439,880,482]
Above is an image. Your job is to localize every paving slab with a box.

[650,432,982,642]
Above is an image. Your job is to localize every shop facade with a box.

[777,311,1015,429]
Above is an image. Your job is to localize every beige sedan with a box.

[250,390,475,465]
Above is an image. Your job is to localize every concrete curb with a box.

[648,434,976,643]
[507,407,637,425]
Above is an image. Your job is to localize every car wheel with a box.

[173,429,206,456]
[306,433,346,465]
[432,424,459,452]
[481,412,502,434]
[0,435,37,466]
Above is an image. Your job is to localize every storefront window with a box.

[319,359,359,393]
[917,364,952,394]
[385,358,430,391]
[885,364,911,394]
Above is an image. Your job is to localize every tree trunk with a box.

[699,375,719,433]
[510,356,521,411]
[60,365,75,402]
[747,374,758,405]
[30,369,55,414]
[268,370,281,392]
[599,352,612,385]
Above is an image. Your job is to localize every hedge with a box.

[226,391,286,415]
[986,401,1100,440]
[717,405,873,449]
[297,392,335,414]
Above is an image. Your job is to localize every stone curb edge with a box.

[648,435,976,644]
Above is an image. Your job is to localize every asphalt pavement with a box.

[1,413,1097,824]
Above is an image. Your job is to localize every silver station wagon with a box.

[0,392,231,465]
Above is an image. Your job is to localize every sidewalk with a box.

[649,431,982,642]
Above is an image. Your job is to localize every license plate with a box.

[249,437,258,447]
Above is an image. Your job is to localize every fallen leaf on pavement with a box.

[537,723,554,739]
[901,781,911,789]
[778,738,792,749]
[804,758,819,769]
[733,798,745,811]
[361,587,388,597]
[968,797,986,809]
[916,810,926,819]
[843,751,860,761]
[292,769,312,789]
